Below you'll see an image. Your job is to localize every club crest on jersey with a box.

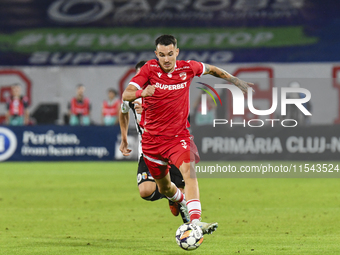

[157,72,162,78]
[180,72,186,80]
[180,140,187,149]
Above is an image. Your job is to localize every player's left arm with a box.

[119,108,132,156]
[203,64,254,94]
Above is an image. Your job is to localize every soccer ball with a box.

[175,223,204,250]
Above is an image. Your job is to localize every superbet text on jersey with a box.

[130,59,204,136]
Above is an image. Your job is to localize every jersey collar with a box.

[168,62,177,74]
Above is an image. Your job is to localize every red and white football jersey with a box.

[130,59,205,136]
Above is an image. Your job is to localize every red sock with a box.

[187,199,201,222]
[167,186,186,206]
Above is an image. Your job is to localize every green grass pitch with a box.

[1,161,340,254]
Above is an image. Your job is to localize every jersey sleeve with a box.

[129,64,149,90]
[121,100,130,114]
[188,60,205,77]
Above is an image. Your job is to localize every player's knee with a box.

[141,183,165,201]
[140,191,153,199]
[139,186,155,199]
[139,181,157,199]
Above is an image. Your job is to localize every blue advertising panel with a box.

[0,0,339,64]
[0,125,120,161]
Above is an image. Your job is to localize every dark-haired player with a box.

[122,35,253,235]
[119,61,188,223]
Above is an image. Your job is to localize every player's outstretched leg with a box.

[168,166,187,221]
[180,162,218,235]
[156,177,189,223]
[143,157,189,222]
[138,157,166,202]
[168,186,189,223]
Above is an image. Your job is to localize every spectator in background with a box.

[102,89,120,125]
[68,84,91,126]
[6,83,30,125]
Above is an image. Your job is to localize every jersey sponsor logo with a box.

[0,127,17,161]
[157,72,162,78]
[175,66,190,71]
[180,72,187,80]
[180,140,188,149]
[155,82,188,91]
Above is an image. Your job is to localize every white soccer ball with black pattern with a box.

[175,223,204,250]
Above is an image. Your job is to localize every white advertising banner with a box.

[0,63,339,125]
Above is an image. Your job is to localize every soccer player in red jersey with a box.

[120,61,188,223]
[122,35,253,234]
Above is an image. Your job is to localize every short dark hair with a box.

[155,35,177,48]
[108,88,117,95]
[77,84,84,88]
[135,60,147,71]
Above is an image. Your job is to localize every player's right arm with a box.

[119,101,132,156]
[122,63,155,101]
[122,84,155,102]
